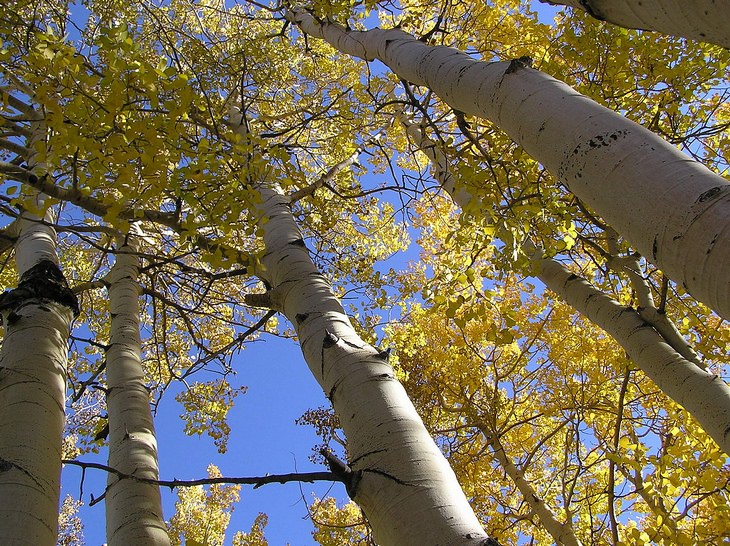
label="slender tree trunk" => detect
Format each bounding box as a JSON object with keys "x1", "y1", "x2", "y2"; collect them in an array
[
  {"x1": 399, "y1": 115, "x2": 730, "y2": 454},
  {"x1": 226, "y1": 105, "x2": 494, "y2": 544},
  {"x1": 105, "y1": 237, "x2": 169, "y2": 546},
  {"x1": 539, "y1": 0, "x2": 730, "y2": 48},
  {"x1": 289, "y1": 9, "x2": 730, "y2": 322},
  {"x1": 478, "y1": 425, "x2": 582, "y2": 546},
  {"x1": 535, "y1": 258, "x2": 730, "y2": 454},
  {"x1": 217, "y1": 146, "x2": 489, "y2": 543},
  {"x1": 244, "y1": 181, "x2": 496, "y2": 545},
  {"x1": 0, "y1": 196, "x2": 77, "y2": 545}
]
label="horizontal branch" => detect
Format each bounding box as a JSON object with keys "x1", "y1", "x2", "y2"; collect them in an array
[
  {"x1": 62, "y1": 458, "x2": 343, "y2": 495},
  {"x1": 0, "y1": 137, "x2": 31, "y2": 158},
  {"x1": 14, "y1": 172, "x2": 254, "y2": 270}
]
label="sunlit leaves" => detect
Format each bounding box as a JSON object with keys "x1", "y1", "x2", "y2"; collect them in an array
[
  {"x1": 383, "y1": 269, "x2": 730, "y2": 543},
  {"x1": 57, "y1": 495, "x2": 85, "y2": 546},
  {"x1": 2, "y1": 0, "x2": 729, "y2": 543},
  {"x1": 231, "y1": 513, "x2": 269, "y2": 546},
  {"x1": 168, "y1": 464, "x2": 241, "y2": 546},
  {"x1": 309, "y1": 498, "x2": 371, "y2": 545},
  {"x1": 176, "y1": 379, "x2": 246, "y2": 453}
]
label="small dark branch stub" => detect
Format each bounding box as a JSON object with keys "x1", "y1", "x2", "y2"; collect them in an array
[
  {"x1": 505, "y1": 56, "x2": 533, "y2": 74},
  {"x1": 322, "y1": 329, "x2": 340, "y2": 349}
]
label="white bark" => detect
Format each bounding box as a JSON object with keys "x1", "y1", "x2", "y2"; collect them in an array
[
  {"x1": 399, "y1": 114, "x2": 730, "y2": 455},
  {"x1": 246, "y1": 183, "x2": 493, "y2": 545},
  {"x1": 606, "y1": 253, "x2": 704, "y2": 369},
  {"x1": 0, "y1": 201, "x2": 75, "y2": 546},
  {"x1": 536, "y1": 257, "x2": 730, "y2": 454},
  {"x1": 0, "y1": 109, "x2": 76, "y2": 545},
  {"x1": 540, "y1": 0, "x2": 730, "y2": 48},
  {"x1": 105, "y1": 238, "x2": 169, "y2": 546},
  {"x1": 289, "y1": 10, "x2": 730, "y2": 322}
]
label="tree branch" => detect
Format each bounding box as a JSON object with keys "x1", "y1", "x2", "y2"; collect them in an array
[{"x1": 61, "y1": 458, "x2": 343, "y2": 505}]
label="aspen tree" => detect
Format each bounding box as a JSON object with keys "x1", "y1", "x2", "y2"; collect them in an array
[
  {"x1": 105, "y1": 234, "x2": 170, "y2": 546},
  {"x1": 227, "y1": 108, "x2": 495, "y2": 546},
  {"x1": 0, "y1": 116, "x2": 78, "y2": 545},
  {"x1": 288, "y1": 9, "x2": 730, "y2": 322}
]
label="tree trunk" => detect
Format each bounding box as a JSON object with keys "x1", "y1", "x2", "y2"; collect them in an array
[
  {"x1": 0, "y1": 196, "x2": 77, "y2": 546},
  {"x1": 244, "y1": 179, "x2": 496, "y2": 545},
  {"x1": 479, "y1": 426, "x2": 582, "y2": 546},
  {"x1": 539, "y1": 0, "x2": 730, "y2": 48},
  {"x1": 0, "y1": 110, "x2": 77, "y2": 545},
  {"x1": 289, "y1": 9, "x2": 730, "y2": 322},
  {"x1": 534, "y1": 258, "x2": 730, "y2": 454},
  {"x1": 105, "y1": 237, "x2": 170, "y2": 546}
]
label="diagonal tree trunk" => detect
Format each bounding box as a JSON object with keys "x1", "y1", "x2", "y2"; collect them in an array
[
  {"x1": 0, "y1": 117, "x2": 78, "y2": 545},
  {"x1": 532, "y1": 258, "x2": 730, "y2": 454},
  {"x1": 288, "y1": 9, "x2": 730, "y2": 322},
  {"x1": 230, "y1": 107, "x2": 497, "y2": 546},
  {"x1": 245, "y1": 180, "x2": 497, "y2": 545},
  {"x1": 539, "y1": 0, "x2": 730, "y2": 49},
  {"x1": 105, "y1": 235, "x2": 170, "y2": 546}
]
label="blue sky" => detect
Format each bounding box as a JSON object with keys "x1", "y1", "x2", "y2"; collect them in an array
[{"x1": 62, "y1": 334, "x2": 346, "y2": 545}]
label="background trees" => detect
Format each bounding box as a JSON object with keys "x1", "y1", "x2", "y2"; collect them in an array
[{"x1": 0, "y1": 0, "x2": 728, "y2": 544}]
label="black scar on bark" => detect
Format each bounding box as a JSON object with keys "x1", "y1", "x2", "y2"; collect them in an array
[{"x1": 0, "y1": 259, "x2": 80, "y2": 317}]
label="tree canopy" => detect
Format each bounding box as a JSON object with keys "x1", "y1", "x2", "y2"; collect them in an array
[{"x1": 0, "y1": 0, "x2": 728, "y2": 544}]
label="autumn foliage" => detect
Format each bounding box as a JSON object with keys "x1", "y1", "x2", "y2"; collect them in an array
[{"x1": 0, "y1": 0, "x2": 728, "y2": 544}]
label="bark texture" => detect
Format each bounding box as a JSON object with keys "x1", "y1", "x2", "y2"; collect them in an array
[
  {"x1": 105, "y1": 239, "x2": 169, "y2": 546},
  {"x1": 540, "y1": 0, "x2": 730, "y2": 48},
  {"x1": 290, "y1": 9, "x2": 730, "y2": 322},
  {"x1": 246, "y1": 183, "x2": 494, "y2": 545},
  {"x1": 0, "y1": 204, "x2": 77, "y2": 546}
]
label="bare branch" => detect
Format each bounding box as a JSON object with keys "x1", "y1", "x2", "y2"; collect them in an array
[
  {"x1": 0, "y1": 137, "x2": 31, "y2": 158},
  {"x1": 289, "y1": 148, "x2": 363, "y2": 203},
  {"x1": 61, "y1": 458, "x2": 343, "y2": 505}
]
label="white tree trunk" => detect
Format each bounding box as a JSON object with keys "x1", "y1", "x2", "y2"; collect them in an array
[
  {"x1": 289, "y1": 10, "x2": 730, "y2": 322},
  {"x1": 245, "y1": 182, "x2": 494, "y2": 545},
  {"x1": 105, "y1": 238, "x2": 169, "y2": 546},
  {"x1": 0, "y1": 197, "x2": 76, "y2": 546},
  {"x1": 539, "y1": 0, "x2": 730, "y2": 48},
  {"x1": 536, "y1": 257, "x2": 730, "y2": 455}
]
